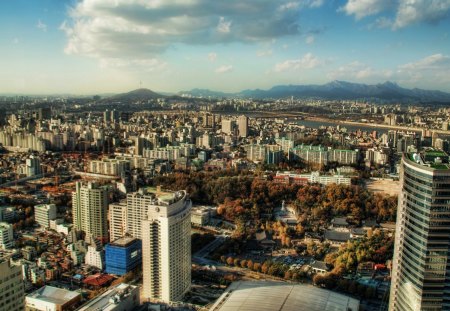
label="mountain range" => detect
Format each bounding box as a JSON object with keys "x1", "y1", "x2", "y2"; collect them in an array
[{"x1": 179, "y1": 81, "x2": 450, "y2": 102}]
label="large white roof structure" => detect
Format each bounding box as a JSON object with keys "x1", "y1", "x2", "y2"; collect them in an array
[{"x1": 210, "y1": 281, "x2": 359, "y2": 311}]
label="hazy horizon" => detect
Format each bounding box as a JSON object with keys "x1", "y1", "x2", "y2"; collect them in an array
[{"x1": 1, "y1": 0, "x2": 450, "y2": 94}]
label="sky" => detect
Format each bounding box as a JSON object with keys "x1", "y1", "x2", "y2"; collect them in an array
[{"x1": 1, "y1": 0, "x2": 450, "y2": 94}]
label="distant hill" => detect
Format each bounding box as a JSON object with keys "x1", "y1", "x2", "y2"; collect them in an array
[
  {"x1": 107, "y1": 88, "x2": 163, "y2": 102},
  {"x1": 180, "y1": 81, "x2": 450, "y2": 102}
]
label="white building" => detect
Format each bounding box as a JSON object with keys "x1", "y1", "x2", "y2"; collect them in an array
[
  {"x1": 72, "y1": 182, "x2": 109, "y2": 243},
  {"x1": 77, "y1": 283, "x2": 139, "y2": 311},
  {"x1": 0, "y1": 222, "x2": 14, "y2": 249},
  {"x1": 34, "y1": 204, "x2": 57, "y2": 229},
  {"x1": 191, "y1": 206, "x2": 217, "y2": 226},
  {"x1": 84, "y1": 246, "x2": 104, "y2": 270},
  {"x1": 142, "y1": 190, "x2": 192, "y2": 302},
  {"x1": 25, "y1": 286, "x2": 81, "y2": 311},
  {"x1": 0, "y1": 259, "x2": 24, "y2": 311}
]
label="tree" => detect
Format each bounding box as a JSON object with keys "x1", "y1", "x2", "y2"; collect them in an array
[
  {"x1": 284, "y1": 271, "x2": 292, "y2": 280},
  {"x1": 261, "y1": 261, "x2": 271, "y2": 274},
  {"x1": 233, "y1": 258, "x2": 240, "y2": 267},
  {"x1": 253, "y1": 262, "x2": 261, "y2": 272},
  {"x1": 240, "y1": 259, "x2": 247, "y2": 268},
  {"x1": 246, "y1": 260, "x2": 254, "y2": 270},
  {"x1": 226, "y1": 257, "x2": 234, "y2": 266}
]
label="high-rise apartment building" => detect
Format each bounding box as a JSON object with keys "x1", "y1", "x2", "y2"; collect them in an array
[
  {"x1": 221, "y1": 119, "x2": 234, "y2": 135},
  {"x1": 0, "y1": 259, "x2": 24, "y2": 311},
  {"x1": 238, "y1": 115, "x2": 248, "y2": 137},
  {"x1": 72, "y1": 182, "x2": 109, "y2": 243},
  {"x1": 390, "y1": 151, "x2": 450, "y2": 310},
  {"x1": 142, "y1": 189, "x2": 191, "y2": 302}
]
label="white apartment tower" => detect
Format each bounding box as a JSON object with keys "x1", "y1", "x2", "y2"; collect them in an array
[
  {"x1": 142, "y1": 189, "x2": 192, "y2": 303},
  {"x1": 72, "y1": 182, "x2": 109, "y2": 243}
]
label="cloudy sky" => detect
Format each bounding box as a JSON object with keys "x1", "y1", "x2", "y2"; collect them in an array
[{"x1": 1, "y1": 0, "x2": 450, "y2": 94}]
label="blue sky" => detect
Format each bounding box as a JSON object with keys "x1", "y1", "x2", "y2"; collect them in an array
[{"x1": 1, "y1": 0, "x2": 450, "y2": 94}]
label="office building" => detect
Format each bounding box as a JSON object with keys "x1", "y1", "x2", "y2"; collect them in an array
[
  {"x1": 72, "y1": 182, "x2": 109, "y2": 244},
  {"x1": 0, "y1": 222, "x2": 14, "y2": 249},
  {"x1": 105, "y1": 237, "x2": 142, "y2": 276},
  {"x1": 77, "y1": 283, "x2": 139, "y2": 311},
  {"x1": 142, "y1": 190, "x2": 192, "y2": 302},
  {"x1": 0, "y1": 259, "x2": 24, "y2": 311},
  {"x1": 238, "y1": 115, "x2": 248, "y2": 137},
  {"x1": 25, "y1": 286, "x2": 81, "y2": 311},
  {"x1": 389, "y1": 151, "x2": 450, "y2": 310},
  {"x1": 34, "y1": 204, "x2": 57, "y2": 229}
]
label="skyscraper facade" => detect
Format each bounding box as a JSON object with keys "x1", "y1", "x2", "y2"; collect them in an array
[
  {"x1": 390, "y1": 152, "x2": 450, "y2": 310},
  {"x1": 72, "y1": 182, "x2": 109, "y2": 243},
  {"x1": 142, "y1": 189, "x2": 192, "y2": 303},
  {"x1": 238, "y1": 115, "x2": 248, "y2": 137},
  {"x1": 0, "y1": 259, "x2": 24, "y2": 311}
]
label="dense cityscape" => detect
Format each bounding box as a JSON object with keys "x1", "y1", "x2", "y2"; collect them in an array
[
  {"x1": 0, "y1": 90, "x2": 448, "y2": 311},
  {"x1": 2, "y1": 0, "x2": 450, "y2": 311}
]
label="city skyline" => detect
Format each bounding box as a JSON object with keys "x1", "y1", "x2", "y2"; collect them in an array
[{"x1": 1, "y1": 0, "x2": 450, "y2": 95}]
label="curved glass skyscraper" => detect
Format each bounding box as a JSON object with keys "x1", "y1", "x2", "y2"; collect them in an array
[{"x1": 390, "y1": 152, "x2": 450, "y2": 311}]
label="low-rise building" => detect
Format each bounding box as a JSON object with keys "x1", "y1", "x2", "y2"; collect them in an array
[
  {"x1": 105, "y1": 237, "x2": 142, "y2": 276},
  {"x1": 34, "y1": 204, "x2": 57, "y2": 229},
  {"x1": 25, "y1": 286, "x2": 81, "y2": 311}
]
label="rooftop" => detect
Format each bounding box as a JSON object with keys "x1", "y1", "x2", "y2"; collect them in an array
[
  {"x1": 109, "y1": 236, "x2": 138, "y2": 247},
  {"x1": 407, "y1": 150, "x2": 450, "y2": 170},
  {"x1": 210, "y1": 281, "x2": 359, "y2": 311},
  {"x1": 26, "y1": 286, "x2": 80, "y2": 306},
  {"x1": 77, "y1": 283, "x2": 138, "y2": 311}
]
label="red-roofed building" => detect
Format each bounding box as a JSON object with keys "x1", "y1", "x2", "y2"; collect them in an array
[{"x1": 83, "y1": 274, "x2": 114, "y2": 289}]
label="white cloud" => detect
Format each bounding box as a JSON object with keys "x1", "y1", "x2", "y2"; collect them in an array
[
  {"x1": 341, "y1": 0, "x2": 450, "y2": 28},
  {"x1": 340, "y1": 0, "x2": 392, "y2": 20},
  {"x1": 278, "y1": 0, "x2": 323, "y2": 11},
  {"x1": 208, "y1": 52, "x2": 217, "y2": 62},
  {"x1": 217, "y1": 17, "x2": 232, "y2": 33},
  {"x1": 215, "y1": 65, "x2": 233, "y2": 74},
  {"x1": 274, "y1": 53, "x2": 322, "y2": 72},
  {"x1": 327, "y1": 61, "x2": 393, "y2": 80},
  {"x1": 62, "y1": 0, "x2": 315, "y2": 67},
  {"x1": 398, "y1": 53, "x2": 450, "y2": 71},
  {"x1": 305, "y1": 35, "x2": 315, "y2": 44},
  {"x1": 99, "y1": 58, "x2": 167, "y2": 72},
  {"x1": 37, "y1": 19, "x2": 47, "y2": 32},
  {"x1": 257, "y1": 49, "x2": 273, "y2": 57},
  {"x1": 394, "y1": 0, "x2": 450, "y2": 29}
]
